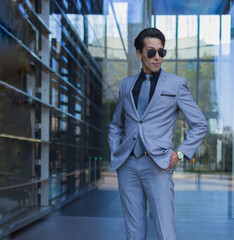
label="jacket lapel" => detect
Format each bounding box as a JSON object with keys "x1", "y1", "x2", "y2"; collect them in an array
[{"x1": 128, "y1": 73, "x2": 140, "y2": 118}]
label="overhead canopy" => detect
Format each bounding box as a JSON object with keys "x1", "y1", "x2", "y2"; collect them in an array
[{"x1": 152, "y1": 0, "x2": 231, "y2": 15}]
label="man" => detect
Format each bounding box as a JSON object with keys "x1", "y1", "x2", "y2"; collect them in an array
[{"x1": 108, "y1": 28, "x2": 207, "y2": 240}]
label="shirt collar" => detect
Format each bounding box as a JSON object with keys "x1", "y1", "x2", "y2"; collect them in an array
[{"x1": 140, "y1": 68, "x2": 161, "y2": 79}]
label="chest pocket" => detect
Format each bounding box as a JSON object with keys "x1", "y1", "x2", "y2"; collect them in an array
[
  {"x1": 155, "y1": 91, "x2": 177, "y2": 111},
  {"x1": 160, "y1": 92, "x2": 176, "y2": 97}
]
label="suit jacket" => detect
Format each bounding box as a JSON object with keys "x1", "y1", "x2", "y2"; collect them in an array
[{"x1": 109, "y1": 69, "x2": 208, "y2": 171}]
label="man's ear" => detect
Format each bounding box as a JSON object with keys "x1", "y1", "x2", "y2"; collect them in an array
[{"x1": 136, "y1": 50, "x2": 142, "y2": 60}]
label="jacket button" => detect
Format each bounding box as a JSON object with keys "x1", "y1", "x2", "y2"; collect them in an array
[
  {"x1": 133, "y1": 137, "x2": 136, "y2": 141},
  {"x1": 139, "y1": 120, "x2": 143, "y2": 124}
]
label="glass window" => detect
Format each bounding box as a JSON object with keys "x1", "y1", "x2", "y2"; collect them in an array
[
  {"x1": 49, "y1": 14, "x2": 62, "y2": 43},
  {"x1": 199, "y1": 62, "x2": 215, "y2": 112},
  {"x1": 87, "y1": 15, "x2": 105, "y2": 58},
  {"x1": 0, "y1": 86, "x2": 38, "y2": 138},
  {"x1": 200, "y1": 15, "x2": 220, "y2": 59},
  {"x1": 162, "y1": 62, "x2": 176, "y2": 74},
  {"x1": 66, "y1": 14, "x2": 84, "y2": 42},
  {"x1": 102, "y1": 61, "x2": 128, "y2": 99},
  {"x1": 178, "y1": 61, "x2": 197, "y2": 100},
  {"x1": 156, "y1": 15, "x2": 176, "y2": 59},
  {"x1": 178, "y1": 15, "x2": 198, "y2": 59},
  {"x1": 221, "y1": 15, "x2": 231, "y2": 55},
  {"x1": 107, "y1": 2, "x2": 127, "y2": 59},
  {"x1": 112, "y1": 2, "x2": 128, "y2": 43},
  {"x1": 51, "y1": 83, "x2": 59, "y2": 107}
]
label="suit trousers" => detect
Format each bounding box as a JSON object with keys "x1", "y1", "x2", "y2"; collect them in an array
[{"x1": 117, "y1": 155, "x2": 176, "y2": 240}]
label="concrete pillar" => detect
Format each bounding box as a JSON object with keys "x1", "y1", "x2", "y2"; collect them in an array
[{"x1": 39, "y1": 0, "x2": 50, "y2": 206}]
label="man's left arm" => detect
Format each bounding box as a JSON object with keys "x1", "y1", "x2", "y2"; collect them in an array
[{"x1": 167, "y1": 78, "x2": 208, "y2": 171}]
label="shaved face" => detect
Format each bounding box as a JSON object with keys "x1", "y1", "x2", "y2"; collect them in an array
[{"x1": 136, "y1": 37, "x2": 164, "y2": 73}]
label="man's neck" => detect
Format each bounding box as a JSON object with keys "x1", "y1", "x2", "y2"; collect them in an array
[{"x1": 141, "y1": 68, "x2": 161, "y2": 76}]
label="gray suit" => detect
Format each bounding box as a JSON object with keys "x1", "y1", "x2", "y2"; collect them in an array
[{"x1": 109, "y1": 69, "x2": 207, "y2": 239}]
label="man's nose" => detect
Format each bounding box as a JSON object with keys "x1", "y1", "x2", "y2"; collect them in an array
[{"x1": 154, "y1": 51, "x2": 160, "y2": 59}]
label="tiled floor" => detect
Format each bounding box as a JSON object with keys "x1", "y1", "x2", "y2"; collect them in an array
[{"x1": 11, "y1": 173, "x2": 234, "y2": 240}]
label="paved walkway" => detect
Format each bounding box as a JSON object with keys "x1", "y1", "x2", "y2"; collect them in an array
[{"x1": 11, "y1": 172, "x2": 234, "y2": 240}]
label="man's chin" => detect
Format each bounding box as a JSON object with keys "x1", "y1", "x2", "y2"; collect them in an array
[{"x1": 152, "y1": 68, "x2": 160, "y2": 73}]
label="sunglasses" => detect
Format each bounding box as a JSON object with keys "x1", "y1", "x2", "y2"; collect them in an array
[{"x1": 147, "y1": 48, "x2": 167, "y2": 58}]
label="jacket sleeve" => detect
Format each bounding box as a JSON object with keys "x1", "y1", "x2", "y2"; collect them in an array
[
  {"x1": 108, "y1": 80, "x2": 125, "y2": 154},
  {"x1": 176, "y1": 78, "x2": 208, "y2": 160}
]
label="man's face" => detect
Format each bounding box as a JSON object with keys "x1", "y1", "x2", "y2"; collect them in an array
[{"x1": 136, "y1": 37, "x2": 164, "y2": 74}]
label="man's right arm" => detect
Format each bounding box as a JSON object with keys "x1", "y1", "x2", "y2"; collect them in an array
[{"x1": 108, "y1": 81, "x2": 125, "y2": 154}]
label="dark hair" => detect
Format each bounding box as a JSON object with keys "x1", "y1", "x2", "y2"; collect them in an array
[{"x1": 134, "y1": 28, "x2": 166, "y2": 52}]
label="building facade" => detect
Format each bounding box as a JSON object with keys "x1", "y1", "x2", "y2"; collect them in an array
[
  {"x1": 0, "y1": 0, "x2": 103, "y2": 238},
  {"x1": 0, "y1": 0, "x2": 234, "y2": 239}
]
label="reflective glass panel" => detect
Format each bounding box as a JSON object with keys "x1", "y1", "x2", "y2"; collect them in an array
[
  {"x1": 87, "y1": 15, "x2": 105, "y2": 57},
  {"x1": 178, "y1": 15, "x2": 198, "y2": 59},
  {"x1": 200, "y1": 15, "x2": 220, "y2": 59},
  {"x1": 156, "y1": 15, "x2": 176, "y2": 59},
  {"x1": 221, "y1": 15, "x2": 231, "y2": 55},
  {"x1": 178, "y1": 61, "x2": 197, "y2": 100},
  {"x1": 107, "y1": 2, "x2": 127, "y2": 59}
]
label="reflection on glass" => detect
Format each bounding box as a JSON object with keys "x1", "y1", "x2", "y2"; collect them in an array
[
  {"x1": 112, "y1": 2, "x2": 128, "y2": 42},
  {"x1": 155, "y1": 15, "x2": 176, "y2": 59},
  {"x1": 50, "y1": 14, "x2": 62, "y2": 43},
  {"x1": 60, "y1": 120, "x2": 67, "y2": 131},
  {"x1": 87, "y1": 15, "x2": 105, "y2": 57},
  {"x1": 67, "y1": 14, "x2": 84, "y2": 42},
  {"x1": 178, "y1": 62, "x2": 197, "y2": 100},
  {"x1": 199, "y1": 62, "x2": 215, "y2": 112},
  {"x1": 0, "y1": 0, "x2": 233, "y2": 237},
  {"x1": 0, "y1": 86, "x2": 38, "y2": 139},
  {"x1": 162, "y1": 62, "x2": 175, "y2": 74},
  {"x1": 0, "y1": 184, "x2": 38, "y2": 227},
  {"x1": 178, "y1": 15, "x2": 197, "y2": 59},
  {"x1": 102, "y1": 61, "x2": 128, "y2": 99},
  {"x1": 0, "y1": 139, "x2": 35, "y2": 188},
  {"x1": 51, "y1": 85, "x2": 59, "y2": 107},
  {"x1": 221, "y1": 15, "x2": 231, "y2": 55},
  {"x1": 107, "y1": 2, "x2": 128, "y2": 59},
  {"x1": 125, "y1": 12, "x2": 234, "y2": 222},
  {"x1": 200, "y1": 15, "x2": 220, "y2": 59}
]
